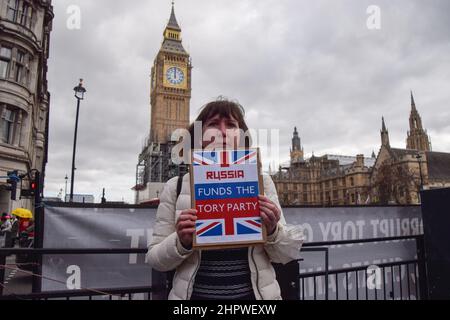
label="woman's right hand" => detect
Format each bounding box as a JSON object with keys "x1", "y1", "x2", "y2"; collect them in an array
[{"x1": 176, "y1": 209, "x2": 197, "y2": 250}]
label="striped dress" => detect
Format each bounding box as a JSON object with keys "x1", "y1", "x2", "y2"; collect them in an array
[{"x1": 190, "y1": 247, "x2": 256, "y2": 300}]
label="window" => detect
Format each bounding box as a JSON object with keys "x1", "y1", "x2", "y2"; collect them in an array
[
  {"x1": 0, "y1": 47, "x2": 12, "y2": 78},
  {"x1": 350, "y1": 177, "x2": 354, "y2": 186},
  {"x1": 20, "y1": 2, "x2": 33, "y2": 28},
  {"x1": 15, "y1": 50, "x2": 25, "y2": 83},
  {"x1": 0, "y1": 46, "x2": 30, "y2": 84},
  {"x1": 1, "y1": 107, "x2": 18, "y2": 144},
  {"x1": 6, "y1": 0, "x2": 33, "y2": 28},
  {"x1": 7, "y1": 0, "x2": 19, "y2": 22}
]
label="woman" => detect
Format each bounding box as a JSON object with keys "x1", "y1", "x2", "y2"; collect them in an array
[
  {"x1": 147, "y1": 99, "x2": 304, "y2": 300},
  {"x1": 0, "y1": 215, "x2": 12, "y2": 232}
]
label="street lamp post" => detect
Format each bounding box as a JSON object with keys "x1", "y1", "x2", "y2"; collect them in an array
[
  {"x1": 70, "y1": 79, "x2": 86, "y2": 202},
  {"x1": 64, "y1": 174, "x2": 68, "y2": 202}
]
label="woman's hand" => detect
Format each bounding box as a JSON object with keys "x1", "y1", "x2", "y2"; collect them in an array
[
  {"x1": 258, "y1": 195, "x2": 281, "y2": 236},
  {"x1": 176, "y1": 209, "x2": 197, "y2": 250}
]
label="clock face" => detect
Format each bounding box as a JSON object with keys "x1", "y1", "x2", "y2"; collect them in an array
[{"x1": 166, "y1": 67, "x2": 185, "y2": 85}]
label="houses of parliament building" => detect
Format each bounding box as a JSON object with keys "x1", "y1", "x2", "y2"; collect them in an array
[{"x1": 272, "y1": 93, "x2": 450, "y2": 206}]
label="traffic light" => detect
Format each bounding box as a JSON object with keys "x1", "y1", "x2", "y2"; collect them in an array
[
  {"x1": 5, "y1": 170, "x2": 19, "y2": 201},
  {"x1": 21, "y1": 175, "x2": 39, "y2": 198}
]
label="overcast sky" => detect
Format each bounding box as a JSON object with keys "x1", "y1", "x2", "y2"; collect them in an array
[{"x1": 44, "y1": 0, "x2": 450, "y2": 203}]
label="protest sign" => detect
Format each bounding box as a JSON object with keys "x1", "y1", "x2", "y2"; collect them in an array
[{"x1": 190, "y1": 148, "x2": 266, "y2": 249}]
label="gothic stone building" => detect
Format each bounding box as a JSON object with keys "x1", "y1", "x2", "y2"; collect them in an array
[
  {"x1": 134, "y1": 4, "x2": 191, "y2": 203},
  {"x1": 273, "y1": 93, "x2": 450, "y2": 206},
  {"x1": 370, "y1": 93, "x2": 450, "y2": 204},
  {"x1": 0, "y1": 0, "x2": 53, "y2": 214}
]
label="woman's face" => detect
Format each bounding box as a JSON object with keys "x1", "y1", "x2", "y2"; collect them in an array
[{"x1": 202, "y1": 113, "x2": 240, "y2": 150}]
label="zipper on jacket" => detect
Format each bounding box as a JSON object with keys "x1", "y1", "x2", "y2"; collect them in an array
[
  {"x1": 251, "y1": 246, "x2": 263, "y2": 300},
  {"x1": 186, "y1": 250, "x2": 201, "y2": 300}
]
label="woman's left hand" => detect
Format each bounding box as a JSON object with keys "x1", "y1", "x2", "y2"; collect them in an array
[{"x1": 258, "y1": 195, "x2": 281, "y2": 236}]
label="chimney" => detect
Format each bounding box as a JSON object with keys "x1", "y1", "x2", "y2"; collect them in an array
[{"x1": 356, "y1": 154, "x2": 364, "y2": 167}]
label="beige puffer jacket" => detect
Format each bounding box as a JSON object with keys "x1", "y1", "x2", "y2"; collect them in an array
[{"x1": 146, "y1": 172, "x2": 305, "y2": 300}]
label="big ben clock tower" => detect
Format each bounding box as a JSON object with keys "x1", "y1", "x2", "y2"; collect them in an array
[
  {"x1": 134, "y1": 3, "x2": 191, "y2": 201},
  {"x1": 150, "y1": 3, "x2": 192, "y2": 143}
]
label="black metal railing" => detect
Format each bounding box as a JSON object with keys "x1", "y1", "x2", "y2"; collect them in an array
[
  {"x1": 0, "y1": 286, "x2": 153, "y2": 301},
  {"x1": 298, "y1": 235, "x2": 427, "y2": 300},
  {"x1": 0, "y1": 247, "x2": 151, "y2": 300},
  {"x1": 299, "y1": 260, "x2": 421, "y2": 300},
  {"x1": 0, "y1": 235, "x2": 427, "y2": 300}
]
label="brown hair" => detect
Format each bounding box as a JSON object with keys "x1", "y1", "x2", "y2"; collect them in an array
[{"x1": 188, "y1": 98, "x2": 252, "y2": 149}]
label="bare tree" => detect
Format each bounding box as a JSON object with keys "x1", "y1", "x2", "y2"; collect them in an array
[{"x1": 371, "y1": 162, "x2": 419, "y2": 205}]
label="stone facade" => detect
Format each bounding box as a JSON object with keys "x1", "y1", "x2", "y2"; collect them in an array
[
  {"x1": 0, "y1": 0, "x2": 53, "y2": 214},
  {"x1": 273, "y1": 148, "x2": 375, "y2": 206}
]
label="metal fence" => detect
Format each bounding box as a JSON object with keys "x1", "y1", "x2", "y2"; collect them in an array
[
  {"x1": 298, "y1": 235, "x2": 427, "y2": 300},
  {"x1": 1, "y1": 193, "x2": 428, "y2": 303},
  {"x1": 1, "y1": 234, "x2": 427, "y2": 300},
  {"x1": 0, "y1": 247, "x2": 152, "y2": 300}
]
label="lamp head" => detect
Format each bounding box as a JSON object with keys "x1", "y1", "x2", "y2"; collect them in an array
[{"x1": 74, "y1": 79, "x2": 87, "y2": 100}]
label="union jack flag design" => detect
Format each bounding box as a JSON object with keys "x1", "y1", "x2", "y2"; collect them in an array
[
  {"x1": 234, "y1": 217, "x2": 262, "y2": 235},
  {"x1": 193, "y1": 150, "x2": 257, "y2": 167},
  {"x1": 196, "y1": 217, "x2": 262, "y2": 238},
  {"x1": 195, "y1": 219, "x2": 224, "y2": 237}
]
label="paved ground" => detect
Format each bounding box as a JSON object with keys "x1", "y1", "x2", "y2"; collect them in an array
[{"x1": 1, "y1": 253, "x2": 33, "y2": 298}]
